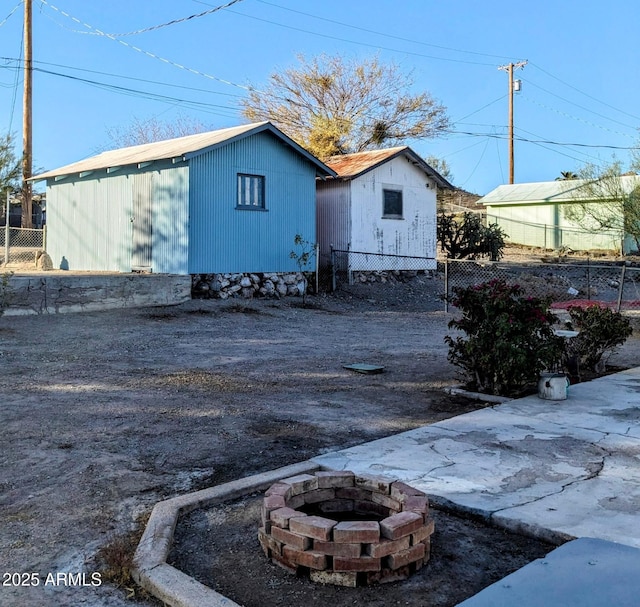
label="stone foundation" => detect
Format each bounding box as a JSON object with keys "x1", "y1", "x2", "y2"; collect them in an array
[
  {"x1": 258, "y1": 471, "x2": 434, "y2": 586},
  {"x1": 351, "y1": 269, "x2": 432, "y2": 284},
  {"x1": 192, "y1": 272, "x2": 310, "y2": 299}
]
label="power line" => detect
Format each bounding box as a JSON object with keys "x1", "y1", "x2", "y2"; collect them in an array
[
  {"x1": 0, "y1": 2, "x2": 20, "y2": 29},
  {"x1": 37, "y1": 0, "x2": 256, "y2": 92},
  {"x1": 521, "y1": 94, "x2": 636, "y2": 140},
  {"x1": 0, "y1": 56, "x2": 245, "y2": 98},
  {"x1": 521, "y1": 77, "x2": 638, "y2": 131},
  {"x1": 37, "y1": 0, "x2": 244, "y2": 37},
  {"x1": 254, "y1": 0, "x2": 516, "y2": 61},
  {"x1": 224, "y1": 8, "x2": 498, "y2": 66},
  {"x1": 31, "y1": 67, "x2": 240, "y2": 118},
  {"x1": 446, "y1": 130, "x2": 640, "y2": 150},
  {"x1": 529, "y1": 61, "x2": 640, "y2": 123}
]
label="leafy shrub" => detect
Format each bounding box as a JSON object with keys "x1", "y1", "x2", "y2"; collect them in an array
[
  {"x1": 0, "y1": 272, "x2": 12, "y2": 316},
  {"x1": 437, "y1": 212, "x2": 506, "y2": 261},
  {"x1": 445, "y1": 279, "x2": 564, "y2": 396},
  {"x1": 564, "y1": 304, "x2": 632, "y2": 373}
]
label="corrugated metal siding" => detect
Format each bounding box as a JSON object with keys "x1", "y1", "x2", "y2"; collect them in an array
[
  {"x1": 349, "y1": 156, "x2": 436, "y2": 270},
  {"x1": 316, "y1": 180, "x2": 351, "y2": 267},
  {"x1": 151, "y1": 165, "x2": 189, "y2": 274},
  {"x1": 46, "y1": 162, "x2": 189, "y2": 273},
  {"x1": 46, "y1": 174, "x2": 132, "y2": 271},
  {"x1": 188, "y1": 131, "x2": 316, "y2": 274}
]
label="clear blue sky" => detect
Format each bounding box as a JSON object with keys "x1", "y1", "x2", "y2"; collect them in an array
[{"x1": 0, "y1": 0, "x2": 638, "y2": 194}]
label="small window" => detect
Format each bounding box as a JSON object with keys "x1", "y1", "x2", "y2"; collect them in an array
[
  {"x1": 237, "y1": 174, "x2": 265, "y2": 209},
  {"x1": 383, "y1": 189, "x2": 403, "y2": 218}
]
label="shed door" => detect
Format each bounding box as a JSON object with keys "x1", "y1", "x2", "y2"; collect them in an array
[{"x1": 132, "y1": 173, "x2": 153, "y2": 271}]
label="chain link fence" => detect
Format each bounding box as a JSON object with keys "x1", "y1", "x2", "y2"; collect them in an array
[
  {"x1": 443, "y1": 258, "x2": 640, "y2": 312},
  {"x1": 328, "y1": 248, "x2": 436, "y2": 290},
  {"x1": 0, "y1": 226, "x2": 46, "y2": 265}
]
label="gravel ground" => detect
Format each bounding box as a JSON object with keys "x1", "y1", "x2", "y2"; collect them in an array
[{"x1": 1, "y1": 273, "x2": 639, "y2": 607}]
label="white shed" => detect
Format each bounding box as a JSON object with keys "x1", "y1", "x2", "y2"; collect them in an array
[{"x1": 316, "y1": 147, "x2": 452, "y2": 271}]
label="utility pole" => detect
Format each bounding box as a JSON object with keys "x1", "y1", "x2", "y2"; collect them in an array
[
  {"x1": 498, "y1": 60, "x2": 527, "y2": 184},
  {"x1": 22, "y1": 0, "x2": 33, "y2": 228}
]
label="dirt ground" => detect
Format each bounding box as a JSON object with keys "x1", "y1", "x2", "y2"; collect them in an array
[{"x1": 2, "y1": 274, "x2": 640, "y2": 607}]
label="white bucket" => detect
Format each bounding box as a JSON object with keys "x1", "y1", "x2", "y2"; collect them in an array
[{"x1": 538, "y1": 373, "x2": 569, "y2": 401}]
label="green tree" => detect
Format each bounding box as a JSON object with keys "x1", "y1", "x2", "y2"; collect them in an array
[
  {"x1": 437, "y1": 212, "x2": 506, "y2": 261},
  {"x1": 0, "y1": 133, "x2": 20, "y2": 197},
  {"x1": 425, "y1": 156, "x2": 453, "y2": 182},
  {"x1": 555, "y1": 171, "x2": 578, "y2": 181},
  {"x1": 563, "y1": 161, "x2": 640, "y2": 251},
  {"x1": 241, "y1": 54, "x2": 450, "y2": 159}
]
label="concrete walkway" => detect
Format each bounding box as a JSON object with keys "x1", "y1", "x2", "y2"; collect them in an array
[{"x1": 313, "y1": 367, "x2": 640, "y2": 548}]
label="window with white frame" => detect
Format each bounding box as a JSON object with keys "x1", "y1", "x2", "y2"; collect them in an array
[
  {"x1": 383, "y1": 188, "x2": 403, "y2": 218},
  {"x1": 237, "y1": 174, "x2": 265, "y2": 209}
]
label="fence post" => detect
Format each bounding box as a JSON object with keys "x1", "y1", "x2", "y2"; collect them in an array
[
  {"x1": 444, "y1": 257, "x2": 449, "y2": 313},
  {"x1": 616, "y1": 264, "x2": 627, "y2": 313},
  {"x1": 330, "y1": 245, "x2": 336, "y2": 292},
  {"x1": 4, "y1": 191, "x2": 8, "y2": 266},
  {"x1": 314, "y1": 243, "x2": 319, "y2": 294},
  {"x1": 586, "y1": 257, "x2": 591, "y2": 301}
]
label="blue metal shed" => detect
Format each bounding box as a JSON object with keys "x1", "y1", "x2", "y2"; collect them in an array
[{"x1": 33, "y1": 122, "x2": 335, "y2": 274}]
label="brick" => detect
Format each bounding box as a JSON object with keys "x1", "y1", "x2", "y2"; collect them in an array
[
  {"x1": 380, "y1": 511, "x2": 423, "y2": 540},
  {"x1": 365, "y1": 536, "x2": 410, "y2": 558},
  {"x1": 261, "y1": 495, "x2": 286, "y2": 524},
  {"x1": 334, "y1": 555, "x2": 381, "y2": 572},
  {"x1": 280, "y1": 473, "x2": 318, "y2": 496},
  {"x1": 317, "y1": 499, "x2": 354, "y2": 514},
  {"x1": 270, "y1": 507, "x2": 306, "y2": 529},
  {"x1": 258, "y1": 527, "x2": 282, "y2": 557},
  {"x1": 386, "y1": 543, "x2": 425, "y2": 570},
  {"x1": 303, "y1": 488, "x2": 336, "y2": 504},
  {"x1": 271, "y1": 551, "x2": 297, "y2": 574},
  {"x1": 390, "y1": 481, "x2": 426, "y2": 502},
  {"x1": 315, "y1": 470, "x2": 355, "y2": 489},
  {"x1": 313, "y1": 540, "x2": 361, "y2": 557},
  {"x1": 410, "y1": 517, "x2": 435, "y2": 545},
  {"x1": 265, "y1": 482, "x2": 292, "y2": 499},
  {"x1": 289, "y1": 515, "x2": 336, "y2": 541},
  {"x1": 355, "y1": 474, "x2": 395, "y2": 494},
  {"x1": 334, "y1": 520, "x2": 380, "y2": 543},
  {"x1": 354, "y1": 499, "x2": 391, "y2": 518},
  {"x1": 371, "y1": 491, "x2": 403, "y2": 511},
  {"x1": 286, "y1": 494, "x2": 305, "y2": 509},
  {"x1": 366, "y1": 565, "x2": 411, "y2": 585},
  {"x1": 283, "y1": 545, "x2": 327, "y2": 570},
  {"x1": 271, "y1": 525, "x2": 312, "y2": 551},
  {"x1": 422, "y1": 537, "x2": 432, "y2": 560},
  {"x1": 403, "y1": 495, "x2": 429, "y2": 518},
  {"x1": 335, "y1": 487, "x2": 372, "y2": 501},
  {"x1": 310, "y1": 570, "x2": 357, "y2": 587}
]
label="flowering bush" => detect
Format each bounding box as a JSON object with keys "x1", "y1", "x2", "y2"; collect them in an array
[
  {"x1": 445, "y1": 279, "x2": 564, "y2": 396},
  {"x1": 564, "y1": 304, "x2": 632, "y2": 373}
]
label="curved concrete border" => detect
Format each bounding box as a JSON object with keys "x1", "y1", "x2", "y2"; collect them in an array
[{"x1": 132, "y1": 460, "x2": 320, "y2": 607}]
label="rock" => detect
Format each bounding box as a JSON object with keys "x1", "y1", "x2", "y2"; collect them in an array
[
  {"x1": 241, "y1": 287, "x2": 254, "y2": 298},
  {"x1": 296, "y1": 280, "x2": 306, "y2": 295},
  {"x1": 240, "y1": 276, "x2": 252, "y2": 288},
  {"x1": 276, "y1": 282, "x2": 288, "y2": 296},
  {"x1": 211, "y1": 279, "x2": 222, "y2": 292},
  {"x1": 35, "y1": 251, "x2": 53, "y2": 271},
  {"x1": 229, "y1": 284, "x2": 242, "y2": 294},
  {"x1": 284, "y1": 274, "x2": 297, "y2": 285},
  {"x1": 264, "y1": 280, "x2": 275, "y2": 294}
]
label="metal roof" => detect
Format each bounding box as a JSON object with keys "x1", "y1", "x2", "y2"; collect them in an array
[
  {"x1": 478, "y1": 176, "x2": 640, "y2": 205},
  {"x1": 33, "y1": 122, "x2": 336, "y2": 181},
  {"x1": 324, "y1": 146, "x2": 453, "y2": 189}
]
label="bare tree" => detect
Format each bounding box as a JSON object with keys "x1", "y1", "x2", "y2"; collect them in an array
[
  {"x1": 104, "y1": 115, "x2": 212, "y2": 149},
  {"x1": 242, "y1": 54, "x2": 450, "y2": 159},
  {"x1": 564, "y1": 161, "x2": 640, "y2": 250}
]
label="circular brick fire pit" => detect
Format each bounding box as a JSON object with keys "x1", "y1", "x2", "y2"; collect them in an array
[{"x1": 258, "y1": 470, "x2": 434, "y2": 587}]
